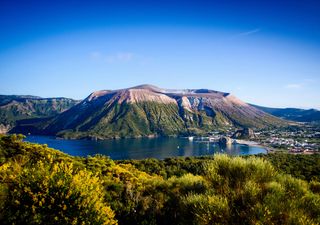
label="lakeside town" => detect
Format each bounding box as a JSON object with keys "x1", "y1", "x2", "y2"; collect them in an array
[
  {"x1": 257, "y1": 124, "x2": 320, "y2": 154},
  {"x1": 195, "y1": 124, "x2": 320, "y2": 154}
]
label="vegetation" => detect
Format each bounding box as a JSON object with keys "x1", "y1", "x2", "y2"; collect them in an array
[
  {"x1": 258, "y1": 153, "x2": 320, "y2": 181},
  {"x1": 1, "y1": 135, "x2": 319, "y2": 224},
  {"x1": 119, "y1": 153, "x2": 320, "y2": 182},
  {"x1": 0, "y1": 95, "x2": 78, "y2": 131},
  {"x1": 46, "y1": 102, "x2": 230, "y2": 139}
]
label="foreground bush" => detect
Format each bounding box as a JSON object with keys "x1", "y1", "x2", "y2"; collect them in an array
[
  {"x1": 181, "y1": 155, "x2": 320, "y2": 225},
  {"x1": 0, "y1": 158, "x2": 117, "y2": 225}
]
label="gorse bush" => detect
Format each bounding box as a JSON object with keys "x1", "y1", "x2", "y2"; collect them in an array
[
  {"x1": 1, "y1": 158, "x2": 117, "y2": 225},
  {"x1": 204, "y1": 155, "x2": 276, "y2": 186},
  {"x1": 196, "y1": 155, "x2": 320, "y2": 224},
  {"x1": 182, "y1": 194, "x2": 229, "y2": 225},
  {"x1": 0, "y1": 135, "x2": 319, "y2": 225}
]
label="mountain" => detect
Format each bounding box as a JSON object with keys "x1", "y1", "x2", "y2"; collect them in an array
[
  {"x1": 34, "y1": 84, "x2": 286, "y2": 139},
  {"x1": 0, "y1": 95, "x2": 79, "y2": 133},
  {"x1": 251, "y1": 104, "x2": 320, "y2": 122}
]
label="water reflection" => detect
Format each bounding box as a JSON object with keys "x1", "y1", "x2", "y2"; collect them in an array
[{"x1": 24, "y1": 136, "x2": 266, "y2": 160}]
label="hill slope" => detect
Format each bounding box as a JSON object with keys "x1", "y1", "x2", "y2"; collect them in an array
[
  {"x1": 251, "y1": 104, "x2": 320, "y2": 122},
  {"x1": 0, "y1": 95, "x2": 79, "y2": 133},
  {"x1": 40, "y1": 85, "x2": 285, "y2": 139}
]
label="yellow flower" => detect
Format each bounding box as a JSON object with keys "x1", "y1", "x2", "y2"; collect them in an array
[{"x1": 57, "y1": 179, "x2": 63, "y2": 186}]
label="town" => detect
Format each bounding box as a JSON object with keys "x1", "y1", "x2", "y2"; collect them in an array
[
  {"x1": 195, "y1": 124, "x2": 320, "y2": 154},
  {"x1": 257, "y1": 124, "x2": 320, "y2": 154}
]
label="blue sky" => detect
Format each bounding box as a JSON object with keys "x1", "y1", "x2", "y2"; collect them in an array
[{"x1": 0, "y1": 0, "x2": 319, "y2": 109}]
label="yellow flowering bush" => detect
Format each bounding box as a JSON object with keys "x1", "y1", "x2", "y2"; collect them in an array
[{"x1": 1, "y1": 160, "x2": 117, "y2": 225}]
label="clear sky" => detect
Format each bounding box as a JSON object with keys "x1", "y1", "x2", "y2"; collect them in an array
[{"x1": 0, "y1": 0, "x2": 319, "y2": 109}]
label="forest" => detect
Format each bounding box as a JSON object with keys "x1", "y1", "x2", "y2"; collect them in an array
[{"x1": 0, "y1": 134, "x2": 319, "y2": 225}]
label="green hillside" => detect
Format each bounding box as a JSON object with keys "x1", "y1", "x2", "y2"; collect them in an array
[
  {"x1": 0, "y1": 95, "x2": 79, "y2": 133},
  {"x1": 48, "y1": 102, "x2": 234, "y2": 139}
]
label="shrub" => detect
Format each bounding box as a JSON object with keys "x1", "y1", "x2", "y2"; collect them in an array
[
  {"x1": 1, "y1": 160, "x2": 117, "y2": 225},
  {"x1": 181, "y1": 194, "x2": 229, "y2": 225}
]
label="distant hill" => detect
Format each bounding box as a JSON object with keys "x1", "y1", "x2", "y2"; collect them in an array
[
  {"x1": 251, "y1": 104, "x2": 320, "y2": 122},
  {"x1": 0, "y1": 95, "x2": 79, "y2": 133},
  {"x1": 37, "y1": 84, "x2": 286, "y2": 139}
]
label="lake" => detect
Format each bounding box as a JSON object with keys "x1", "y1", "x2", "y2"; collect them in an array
[{"x1": 24, "y1": 135, "x2": 266, "y2": 160}]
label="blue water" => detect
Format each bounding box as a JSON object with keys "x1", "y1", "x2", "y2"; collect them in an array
[{"x1": 24, "y1": 135, "x2": 266, "y2": 160}]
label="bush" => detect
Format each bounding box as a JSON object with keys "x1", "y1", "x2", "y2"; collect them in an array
[
  {"x1": 181, "y1": 194, "x2": 229, "y2": 225},
  {"x1": 0, "y1": 159, "x2": 117, "y2": 225}
]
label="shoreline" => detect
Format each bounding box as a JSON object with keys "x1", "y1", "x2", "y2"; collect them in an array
[{"x1": 233, "y1": 139, "x2": 272, "y2": 154}]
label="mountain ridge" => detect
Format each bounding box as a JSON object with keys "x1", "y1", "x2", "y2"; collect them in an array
[
  {"x1": 4, "y1": 85, "x2": 304, "y2": 138},
  {"x1": 35, "y1": 84, "x2": 286, "y2": 139},
  {"x1": 251, "y1": 104, "x2": 320, "y2": 122},
  {"x1": 0, "y1": 95, "x2": 80, "y2": 133}
]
